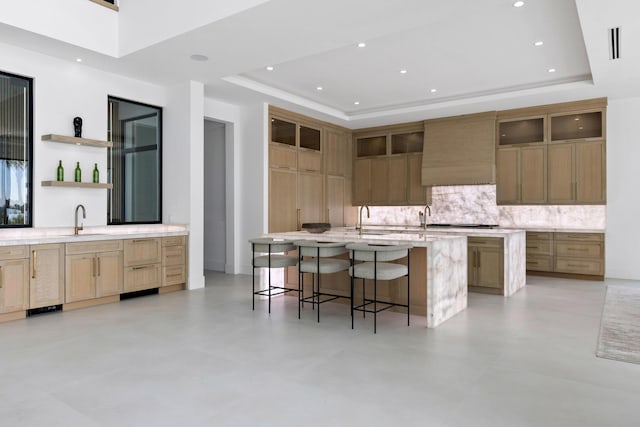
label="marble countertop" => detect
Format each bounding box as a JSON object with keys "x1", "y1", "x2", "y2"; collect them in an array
[
  {"x1": 333, "y1": 226, "x2": 525, "y2": 239},
  {"x1": 0, "y1": 224, "x2": 188, "y2": 246},
  {"x1": 266, "y1": 230, "x2": 466, "y2": 248},
  {"x1": 499, "y1": 226, "x2": 605, "y2": 233},
  {"x1": 356, "y1": 224, "x2": 605, "y2": 234}
]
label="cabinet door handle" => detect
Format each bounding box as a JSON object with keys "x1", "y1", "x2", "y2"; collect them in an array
[
  {"x1": 478, "y1": 252, "x2": 481, "y2": 268},
  {"x1": 133, "y1": 239, "x2": 152, "y2": 244},
  {"x1": 297, "y1": 208, "x2": 301, "y2": 231},
  {"x1": 0, "y1": 265, "x2": 3, "y2": 289},
  {"x1": 97, "y1": 257, "x2": 101, "y2": 277},
  {"x1": 133, "y1": 265, "x2": 152, "y2": 271},
  {"x1": 32, "y1": 250, "x2": 37, "y2": 279}
]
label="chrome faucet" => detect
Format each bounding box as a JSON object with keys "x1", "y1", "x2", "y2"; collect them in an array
[
  {"x1": 357, "y1": 205, "x2": 370, "y2": 235},
  {"x1": 74, "y1": 204, "x2": 86, "y2": 235}
]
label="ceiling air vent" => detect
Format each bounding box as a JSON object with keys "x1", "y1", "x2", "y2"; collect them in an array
[{"x1": 609, "y1": 27, "x2": 621, "y2": 60}]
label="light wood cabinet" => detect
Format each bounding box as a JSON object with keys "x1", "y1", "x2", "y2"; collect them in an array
[
  {"x1": 65, "y1": 240, "x2": 123, "y2": 303},
  {"x1": 548, "y1": 140, "x2": 605, "y2": 204},
  {"x1": 298, "y1": 171, "x2": 324, "y2": 225},
  {"x1": 497, "y1": 99, "x2": 606, "y2": 205},
  {"x1": 422, "y1": 111, "x2": 496, "y2": 186},
  {"x1": 269, "y1": 168, "x2": 298, "y2": 232},
  {"x1": 496, "y1": 146, "x2": 546, "y2": 204},
  {"x1": 468, "y1": 237, "x2": 504, "y2": 293},
  {"x1": 526, "y1": 231, "x2": 604, "y2": 279},
  {"x1": 163, "y1": 236, "x2": 187, "y2": 287},
  {"x1": 0, "y1": 248, "x2": 29, "y2": 314},
  {"x1": 29, "y1": 244, "x2": 65, "y2": 309},
  {"x1": 353, "y1": 124, "x2": 429, "y2": 206},
  {"x1": 124, "y1": 238, "x2": 161, "y2": 292}
]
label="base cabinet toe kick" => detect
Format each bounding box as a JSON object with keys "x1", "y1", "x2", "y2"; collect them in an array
[{"x1": 0, "y1": 233, "x2": 188, "y2": 323}]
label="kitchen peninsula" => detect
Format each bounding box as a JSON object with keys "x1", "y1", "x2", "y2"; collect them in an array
[{"x1": 265, "y1": 227, "x2": 525, "y2": 328}]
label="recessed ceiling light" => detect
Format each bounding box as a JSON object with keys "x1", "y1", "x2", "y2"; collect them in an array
[
  {"x1": 316, "y1": 86, "x2": 323, "y2": 91},
  {"x1": 190, "y1": 54, "x2": 209, "y2": 62},
  {"x1": 357, "y1": 42, "x2": 366, "y2": 48},
  {"x1": 574, "y1": 117, "x2": 580, "y2": 121},
  {"x1": 430, "y1": 88, "x2": 437, "y2": 93},
  {"x1": 76, "y1": 58, "x2": 83, "y2": 63},
  {"x1": 400, "y1": 69, "x2": 408, "y2": 74},
  {"x1": 534, "y1": 41, "x2": 544, "y2": 46},
  {"x1": 513, "y1": 1, "x2": 524, "y2": 7},
  {"x1": 548, "y1": 68, "x2": 556, "y2": 73},
  {"x1": 266, "y1": 66, "x2": 274, "y2": 71},
  {"x1": 354, "y1": 101, "x2": 360, "y2": 105}
]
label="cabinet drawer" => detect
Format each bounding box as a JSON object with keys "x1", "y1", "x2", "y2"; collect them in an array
[
  {"x1": 124, "y1": 238, "x2": 162, "y2": 266},
  {"x1": 555, "y1": 241, "x2": 603, "y2": 258},
  {"x1": 468, "y1": 237, "x2": 503, "y2": 248},
  {"x1": 163, "y1": 236, "x2": 186, "y2": 247},
  {"x1": 0, "y1": 245, "x2": 28, "y2": 260},
  {"x1": 555, "y1": 258, "x2": 604, "y2": 276},
  {"x1": 526, "y1": 232, "x2": 552, "y2": 241},
  {"x1": 555, "y1": 232, "x2": 603, "y2": 242},
  {"x1": 526, "y1": 256, "x2": 553, "y2": 272},
  {"x1": 124, "y1": 263, "x2": 161, "y2": 292},
  {"x1": 163, "y1": 246, "x2": 185, "y2": 266},
  {"x1": 66, "y1": 240, "x2": 123, "y2": 255},
  {"x1": 526, "y1": 239, "x2": 553, "y2": 256},
  {"x1": 163, "y1": 265, "x2": 186, "y2": 286}
]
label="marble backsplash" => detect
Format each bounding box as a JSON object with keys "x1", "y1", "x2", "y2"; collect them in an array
[{"x1": 363, "y1": 185, "x2": 606, "y2": 229}]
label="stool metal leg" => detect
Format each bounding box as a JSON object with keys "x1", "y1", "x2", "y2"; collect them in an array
[
  {"x1": 407, "y1": 249, "x2": 411, "y2": 327},
  {"x1": 252, "y1": 243, "x2": 255, "y2": 311},
  {"x1": 298, "y1": 249, "x2": 302, "y2": 320},
  {"x1": 268, "y1": 245, "x2": 272, "y2": 314}
]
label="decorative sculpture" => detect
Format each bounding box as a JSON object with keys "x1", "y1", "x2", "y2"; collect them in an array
[{"x1": 73, "y1": 116, "x2": 83, "y2": 138}]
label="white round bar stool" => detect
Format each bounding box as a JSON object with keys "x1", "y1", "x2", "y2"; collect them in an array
[
  {"x1": 346, "y1": 242, "x2": 412, "y2": 333},
  {"x1": 249, "y1": 238, "x2": 298, "y2": 314},
  {"x1": 295, "y1": 240, "x2": 351, "y2": 322}
]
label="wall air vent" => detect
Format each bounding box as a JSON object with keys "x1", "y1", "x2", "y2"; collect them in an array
[{"x1": 609, "y1": 27, "x2": 621, "y2": 60}]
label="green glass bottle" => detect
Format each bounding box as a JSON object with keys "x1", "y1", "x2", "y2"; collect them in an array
[
  {"x1": 92, "y1": 163, "x2": 99, "y2": 184},
  {"x1": 56, "y1": 160, "x2": 64, "y2": 181},
  {"x1": 74, "y1": 162, "x2": 81, "y2": 183}
]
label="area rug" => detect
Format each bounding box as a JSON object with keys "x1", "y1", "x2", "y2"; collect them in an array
[{"x1": 596, "y1": 284, "x2": 640, "y2": 364}]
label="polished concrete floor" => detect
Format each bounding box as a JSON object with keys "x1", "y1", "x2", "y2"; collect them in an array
[{"x1": 1, "y1": 272, "x2": 640, "y2": 426}]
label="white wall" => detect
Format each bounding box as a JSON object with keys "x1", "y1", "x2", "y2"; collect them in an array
[
  {"x1": 204, "y1": 120, "x2": 226, "y2": 271},
  {"x1": 164, "y1": 81, "x2": 205, "y2": 289},
  {"x1": 0, "y1": 41, "x2": 165, "y2": 228},
  {"x1": 0, "y1": 0, "x2": 118, "y2": 56},
  {"x1": 605, "y1": 97, "x2": 640, "y2": 280}
]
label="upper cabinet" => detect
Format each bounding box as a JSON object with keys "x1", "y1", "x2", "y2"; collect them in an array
[
  {"x1": 353, "y1": 124, "x2": 431, "y2": 206},
  {"x1": 422, "y1": 111, "x2": 497, "y2": 186},
  {"x1": 496, "y1": 98, "x2": 607, "y2": 205}
]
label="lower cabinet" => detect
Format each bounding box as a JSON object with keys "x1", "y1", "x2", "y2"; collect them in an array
[
  {"x1": 162, "y1": 236, "x2": 187, "y2": 287},
  {"x1": 0, "y1": 246, "x2": 29, "y2": 314},
  {"x1": 468, "y1": 237, "x2": 504, "y2": 293},
  {"x1": 526, "y1": 231, "x2": 604, "y2": 279},
  {"x1": 65, "y1": 240, "x2": 123, "y2": 303},
  {"x1": 30, "y1": 244, "x2": 65, "y2": 309},
  {"x1": 124, "y1": 238, "x2": 162, "y2": 292}
]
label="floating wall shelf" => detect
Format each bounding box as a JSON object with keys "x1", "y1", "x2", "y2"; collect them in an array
[
  {"x1": 41, "y1": 181, "x2": 113, "y2": 189},
  {"x1": 42, "y1": 134, "x2": 113, "y2": 148}
]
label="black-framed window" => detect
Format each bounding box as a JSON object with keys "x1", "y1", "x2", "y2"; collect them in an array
[
  {"x1": 107, "y1": 96, "x2": 162, "y2": 224},
  {"x1": 0, "y1": 70, "x2": 32, "y2": 227}
]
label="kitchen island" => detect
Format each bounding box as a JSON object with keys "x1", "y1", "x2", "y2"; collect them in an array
[{"x1": 265, "y1": 227, "x2": 525, "y2": 328}]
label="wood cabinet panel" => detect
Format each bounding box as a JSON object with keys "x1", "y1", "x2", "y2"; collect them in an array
[
  {"x1": 124, "y1": 264, "x2": 161, "y2": 292},
  {"x1": 0, "y1": 245, "x2": 28, "y2": 260},
  {"x1": 298, "y1": 172, "x2": 324, "y2": 224},
  {"x1": 269, "y1": 168, "x2": 298, "y2": 232},
  {"x1": 526, "y1": 239, "x2": 553, "y2": 256},
  {"x1": 163, "y1": 265, "x2": 186, "y2": 286},
  {"x1": 30, "y1": 244, "x2": 64, "y2": 309},
  {"x1": 124, "y1": 238, "x2": 161, "y2": 266},
  {"x1": 269, "y1": 144, "x2": 297, "y2": 169},
  {"x1": 370, "y1": 158, "x2": 388, "y2": 204},
  {"x1": 163, "y1": 236, "x2": 186, "y2": 247},
  {"x1": 353, "y1": 159, "x2": 370, "y2": 205},
  {"x1": 547, "y1": 143, "x2": 574, "y2": 203},
  {"x1": 327, "y1": 175, "x2": 345, "y2": 227},
  {"x1": 476, "y1": 248, "x2": 503, "y2": 288},
  {"x1": 388, "y1": 156, "x2": 406, "y2": 203},
  {"x1": 526, "y1": 256, "x2": 553, "y2": 272},
  {"x1": 65, "y1": 254, "x2": 95, "y2": 303},
  {"x1": 407, "y1": 154, "x2": 430, "y2": 205},
  {"x1": 298, "y1": 150, "x2": 322, "y2": 172},
  {"x1": 0, "y1": 258, "x2": 29, "y2": 313},
  {"x1": 556, "y1": 241, "x2": 603, "y2": 258},
  {"x1": 325, "y1": 129, "x2": 349, "y2": 176},
  {"x1": 555, "y1": 258, "x2": 603, "y2": 275},
  {"x1": 496, "y1": 148, "x2": 519, "y2": 203},
  {"x1": 96, "y1": 251, "x2": 123, "y2": 297},
  {"x1": 66, "y1": 240, "x2": 122, "y2": 255},
  {"x1": 575, "y1": 140, "x2": 605, "y2": 203},
  {"x1": 521, "y1": 146, "x2": 546, "y2": 203}
]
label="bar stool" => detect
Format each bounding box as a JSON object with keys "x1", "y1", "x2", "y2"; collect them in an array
[
  {"x1": 346, "y1": 242, "x2": 412, "y2": 333},
  {"x1": 249, "y1": 238, "x2": 298, "y2": 313},
  {"x1": 295, "y1": 240, "x2": 351, "y2": 322}
]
